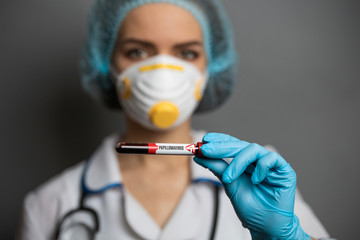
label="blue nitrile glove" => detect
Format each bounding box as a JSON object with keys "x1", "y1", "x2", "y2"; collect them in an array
[{"x1": 194, "y1": 133, "x2": 310, "y2": 240}]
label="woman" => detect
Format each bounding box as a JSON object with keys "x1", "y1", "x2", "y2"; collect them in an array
[{"x1": 17, "y1": 0, "x2": 332, "y2": 239}]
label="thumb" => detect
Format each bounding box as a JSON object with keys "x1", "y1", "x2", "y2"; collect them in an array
[{"x1": 193, "y1": 157, "x2": 228, "y2": 180}]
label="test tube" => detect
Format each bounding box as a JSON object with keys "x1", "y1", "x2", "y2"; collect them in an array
[{"x1": 116, "y1": 142, "x2": 204, "y2": 157}]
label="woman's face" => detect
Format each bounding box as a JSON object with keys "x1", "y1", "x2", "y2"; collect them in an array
[{"x1": 111, "y1": 3, "x2": 206, "y2": 73}]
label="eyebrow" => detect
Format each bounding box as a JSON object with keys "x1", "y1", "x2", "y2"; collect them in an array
[
  {"x1": 173, "y1": 41, "x2": 203, "y2": 49},
  {"x1": 119, "y1": 38, "x2": 203, "y2": 49},
  {"x1": 119, "y1": 38, "x2": 155, "y2": 48}
]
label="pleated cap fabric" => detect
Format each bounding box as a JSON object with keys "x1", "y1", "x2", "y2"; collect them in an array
[{"x1": 80, "y1": 0, "x2": 238, "y2": 112}]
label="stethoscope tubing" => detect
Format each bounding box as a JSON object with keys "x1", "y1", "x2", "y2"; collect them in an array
[{"x1": 55, "y1": 163, "x2": 220, "y2": 240}]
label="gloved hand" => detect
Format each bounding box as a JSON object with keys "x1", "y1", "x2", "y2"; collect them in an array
[{"x1": 194, "y1": 133, "x2": 310, "y2": 240}]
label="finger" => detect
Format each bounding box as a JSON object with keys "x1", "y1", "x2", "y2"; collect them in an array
[
  {"x1": 250, "y1": 152, "x2": 288, "y2": 184},
  {"x1": 193, "y1": 157, "x2": 228, "y2": 180},
  {"x1": 202, "y1": 132, "x2": 241, "y2": 143},
  {"x1": 201, "y1": 141, "x2": 250, "y2": 159},
  {"x1": 222, "y1": 143, "x2": 269, "y2": 183}
]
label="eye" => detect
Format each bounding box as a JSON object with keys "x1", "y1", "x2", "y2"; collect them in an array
[
  {"x1": 125, "y1": 49, "x2": 148, "y2": 60},
  {"x1": 178, "y1": 50, "x2": 199, "y2": 61}
]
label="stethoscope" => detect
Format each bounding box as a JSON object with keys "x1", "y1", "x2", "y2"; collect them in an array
[{"x1": 55, "y1": 160, "x2": 221, "y2": 240}]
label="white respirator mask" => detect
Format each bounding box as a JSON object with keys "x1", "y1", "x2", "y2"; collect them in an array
[{"x1": 112, "y1": 55, "x2": 208, "y2": 131}]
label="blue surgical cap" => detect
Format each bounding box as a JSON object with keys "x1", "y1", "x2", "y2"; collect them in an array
[{"x1": 80, "y1": 0, "x2": 237, "y2": 112}]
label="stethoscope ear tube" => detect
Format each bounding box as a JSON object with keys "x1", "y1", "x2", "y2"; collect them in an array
[{"x1": 210, "y1": 185, "x2": 220, "y2": 240}]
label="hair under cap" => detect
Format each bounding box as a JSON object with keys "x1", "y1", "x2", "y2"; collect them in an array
[{"x1": 80, "y1": 0, "x2": 238, "y2": 112}]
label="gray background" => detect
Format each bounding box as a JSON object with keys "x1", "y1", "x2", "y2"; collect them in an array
[{"x1": 1, "y1": 0, "x2": 359, "y2": 239}]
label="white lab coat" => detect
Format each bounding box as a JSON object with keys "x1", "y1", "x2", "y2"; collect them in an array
[{"x1": 18, "y1": 130, "x2": 330, "y2": 240}]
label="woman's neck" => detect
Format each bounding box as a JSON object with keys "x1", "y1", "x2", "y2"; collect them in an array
[{"x1": 122, "y1": 117, "x2": 193, "y2": 143}]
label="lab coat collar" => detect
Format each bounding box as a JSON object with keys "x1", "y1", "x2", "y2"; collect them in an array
[
  {"x1": 82, "y1": 134, "x2": 123, "y2": 194},
  {"x1": 82, "y1": 130, "x2": 221, "y2": 194},
  {"x1": 82, "y1": 131, "x2": 222, "y2": 239},
  {"x1": 122, "y1": 183, "x2": 204, "y2": 240},
  {"x1": 158, "y1": 187, "x2": 203, "y2": 239}
]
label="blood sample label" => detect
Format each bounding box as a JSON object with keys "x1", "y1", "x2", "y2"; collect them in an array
[{"x1": 154, "y1": 143, "x2": 194, "y2": 155}]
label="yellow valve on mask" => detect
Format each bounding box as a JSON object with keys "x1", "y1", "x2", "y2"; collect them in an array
[{"x1": 149, "y1": 101, "x2": 179, "y2": 129}]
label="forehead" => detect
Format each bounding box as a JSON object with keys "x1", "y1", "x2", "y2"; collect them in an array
[{"x1": 119, "y1": 3, "x2": 203, "y2": 42}]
